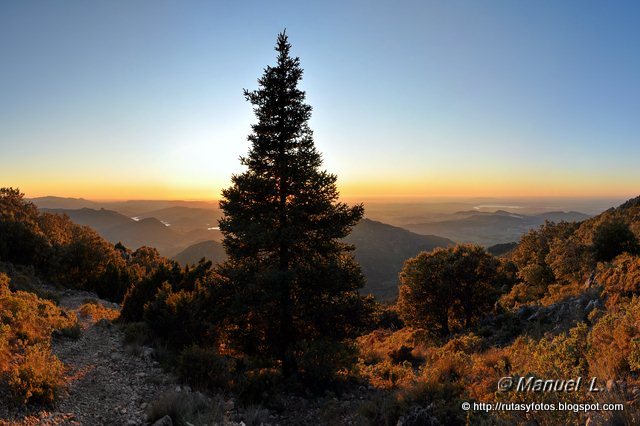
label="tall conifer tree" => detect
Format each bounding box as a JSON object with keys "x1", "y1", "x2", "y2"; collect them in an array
[{"x1": 218, "y1": 31, "x2": 366, "y2": 379}]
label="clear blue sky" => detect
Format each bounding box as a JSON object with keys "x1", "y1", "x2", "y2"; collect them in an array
[{"x1": 1, "y1": 1, "x2": 639, "y2": 200}]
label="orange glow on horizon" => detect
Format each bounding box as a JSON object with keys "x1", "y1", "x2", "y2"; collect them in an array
[{"x1": 14, "y1": 176, "x2": 638, "y2": 203}]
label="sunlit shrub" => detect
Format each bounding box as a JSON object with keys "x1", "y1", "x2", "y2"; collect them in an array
[
  {"x1": 598, "y1": 253, "x2": 640, "y2": 307},
  {"x1": 589, "y1": 297, "x2": 640, "y2": 379},
  {"x1": 79, "y1": 300, "x2": 119, "y2": 322},
  {"x1": 7, "y1": 343, "x2": 64, "y2": 404}
]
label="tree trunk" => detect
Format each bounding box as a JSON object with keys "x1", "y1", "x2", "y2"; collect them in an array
[{"x1": 278, "y1": 140, "x2": 296, "y2": 377}]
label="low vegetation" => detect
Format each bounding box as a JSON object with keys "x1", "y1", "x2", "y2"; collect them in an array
[{"x1": 0, "y1": 272, "x2": 77, "y2": 405}]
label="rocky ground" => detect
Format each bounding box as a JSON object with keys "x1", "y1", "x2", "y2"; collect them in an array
[
  {"x1": 0, "y1": 288, "x2": 376, "y2": 426},
  {"x1": 0, "y1": 289, "x2": 227, "y2": 425}
]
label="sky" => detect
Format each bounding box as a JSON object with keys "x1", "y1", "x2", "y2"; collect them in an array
[{"x1": 1, "y1": 1, "x2": 639, "y2": 201}]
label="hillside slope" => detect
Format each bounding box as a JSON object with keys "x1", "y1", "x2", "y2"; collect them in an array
[
  {"x1": 40, "y1": 208, "x2": 219, "y2": 256},
  {"x1": 172, "y1": 240, "x2": 227, "y2": 266},
  {"x1": 346, "y1": 219, "x2": 453, "y2": 299}
]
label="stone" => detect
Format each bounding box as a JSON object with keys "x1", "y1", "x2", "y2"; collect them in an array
[{"x1": 152, "y1": 415, "x2": 173, "y2": 426}]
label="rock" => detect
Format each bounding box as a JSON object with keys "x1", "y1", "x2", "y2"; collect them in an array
[
  {"x1": 585, "y1": 300, "x2": 595, "y2": 312},
  {"x1": 152, "y1": 415, "x2": 173, "y2": 426},
  {"x1": 142, "y1": 347, "x2": 155, "y2": 360},
  {"x1": 96, "y1": 319, "x2": 112, "y2": 329}
]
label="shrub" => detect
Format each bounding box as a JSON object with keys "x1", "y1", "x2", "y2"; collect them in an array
[
  {"x1": 123, "y1": 321, "x2": 150, "y2": 346},
  {"x1": 235, "y1": 368, "x2": 284, "y2": 404},
  {"x1": 79, "y1": 301, "x2": 119, "y2": 322},
  {"x1": 143, "y1": 284, "x2": 203, "y2": 350},
  {"x1": 176, "y1": 345, "x2": 233, "y2": 390},
  {"x1": 293, "y1": 338, "x2": 357, "y2": 389},
  {"x1": 121, "y1": 274, "x2": 169, "y2": 322},
  {"x1": 146, "y1": 390, "x2": 225, "y2": 426},
  {"x1": 589, "y1": 297, "x2": 640, "y2": 379},
  {"x1": 359, "y1": 359, "x2": 415, "y2": 389},
  {"x1": 592, "y1": 219, "x2": 639, "y2": 262},
  {"x1": 56, "y1": 323, "x2": 82, "y2": 340},
  {"x1": 0, "y1": 273, "x2": 75, "y2": 406},
  {"x1": 8, "y1": 343, "x2": 64, "y2": 404},
  {"x1": 598, "y1": 253, "x2": 640, "y2": 307}
]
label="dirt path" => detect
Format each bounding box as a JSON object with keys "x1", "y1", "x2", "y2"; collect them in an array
[
  {"x1": 1, "y1": 288, "x2": 373, "y2": 425},
  {"x1": 1, "y1": 290, "x2": 175, "y2": 426}
]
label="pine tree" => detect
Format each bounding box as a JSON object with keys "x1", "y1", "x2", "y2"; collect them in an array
[{"x1": 218, "y1": 31, "x2": 367, "y2": 381}]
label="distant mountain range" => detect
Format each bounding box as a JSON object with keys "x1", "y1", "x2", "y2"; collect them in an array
[
  {"x1": 169, "y1": 218, "x2": 452, "y2": 300},
  {"x1": 404, "y1": 210, "x2": 591, "y2": 246},
  {"x1": 35, "y1": 197, "x2": 591, "y2": 300},
  {"x1": 40, "y1": 207, "x2": 450, "y2": 300},
  {"x1": 31, "y1": 196, "x2": 218, "y2": 217},
  {"x1": 40, "y1": 207, "x2": 221, "y2": 257}
]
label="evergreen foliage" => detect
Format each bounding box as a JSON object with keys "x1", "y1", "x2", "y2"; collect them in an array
[{"x1": 218, "y1": 31, "x2": 368, "y2": 380}]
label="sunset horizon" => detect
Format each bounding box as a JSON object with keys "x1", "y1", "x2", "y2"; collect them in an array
[{"x1": 3, "y1": 1, "x2": 638, "y2": 203}]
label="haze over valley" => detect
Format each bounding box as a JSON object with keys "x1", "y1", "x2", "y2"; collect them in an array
[{"x1": 31, "y1": 195, "x2": 606, "y2": 299}]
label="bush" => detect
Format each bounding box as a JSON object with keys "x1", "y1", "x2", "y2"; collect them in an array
[
  {"x1": 56, "y1": 323, "x2": 82, "y2": 340},
  {"x1": 7, "y1": 343, "x2": 64, "y2": 404},
  {"x1": 235, "y1": 368, "x2": 284, "y2": 404},
  {"x1": 293, "y1": 338, "x2": 357, "y2": 390},
  {"x1": 143, "y1": 284, "x2": 207, "y2": 350},
  {"x1": 79, "y1": 301, "x2": 119, "y2": 322},
  {"x1": 176, "y1": 345, "x2": 233, "y2": 390},
  {"x1": 146, "y1": 390, "x2": 225, "y2": 426},
  {"x1": 0, "y1": 273, "x2": 76, "y2": 406},
  {"x1": 589, "y1": 297, "x2": 640, "y2": 379},
  {"x1": 592, "y1": 219, "x2": 639, "y2": 262},
  {"x1": 123, "y1": 321, "x2": 150, "y2": 346},
  {"x1": 598, "y1": 253, "x2": 640, "y2": 307}
]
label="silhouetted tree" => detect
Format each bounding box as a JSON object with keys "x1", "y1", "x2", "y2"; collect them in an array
[
  {"x1": 398, "y1": 245, "x2": 506, "y2": 337},
  {"x1": 218, "y1": 31, "x2": 366, "y2": 380}
]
